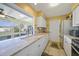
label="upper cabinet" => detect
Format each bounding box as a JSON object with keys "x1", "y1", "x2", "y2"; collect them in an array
[
  {"x1": 36, "y1": 16, "x2": 46, "y2": 27},
  {"x1": 73, "y1": 6, "x2": 79, "y2": 26}
]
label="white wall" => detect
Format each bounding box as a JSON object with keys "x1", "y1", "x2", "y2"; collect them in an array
[
  {"x1": 36, "y1": 16, "x2": 46, "y2": 27},
  {"x1": 49, "y1": 19, "x2": 60, "y2": 42}
]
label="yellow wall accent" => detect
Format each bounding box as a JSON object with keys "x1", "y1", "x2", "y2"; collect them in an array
[
  {"x1": 46, "y1": 17, "x2": 50, "y2": 33},
  {"x1": 47, "y1": 15, "x2": 66, "y2": 20},
  {"x1": 71, "y1": 3, "x2": 79, "y2": 10},
  {"x1": 36, "y1": 11, "x2": 44, "y2": 17},
  {"x1": 34, "y1": 15, "x2": 38, "y2": 33},
  {"x1": 65, "y1": 3, "x2": 79, "y2": 17},
  {"x1": 16, "y1": 3, "x2": 37, "y2": 16}
]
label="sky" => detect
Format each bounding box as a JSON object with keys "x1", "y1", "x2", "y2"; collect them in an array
[{"x1": 0, "y1": 20, "x2": 16, "y2": 27}]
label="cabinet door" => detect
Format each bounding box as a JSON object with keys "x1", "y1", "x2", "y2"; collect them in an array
[
  {"x1": 36, "y1": 37, "x2": 48, "y2": 56},
  {"x1": 14, "y1": 46, "x2": 30, "y2": 56},
  {"x1": 28, "y1": 42, "x2": 40, "y2": 56},
  {"x1": 64, "y1": 36, "x2": 71, "y2": 56},
  {"x1": 39, "y1": 37, "x2": 48, "y2": 52},
  {"x1": 28, "y1": 37, "x2": 48, "y2": 56},
  {"x1": 73, "y1": 6, "x2": 79, "y2": 26},
  {"x1": 14, "y1": 36, "x2": 48, "y2": 56}
]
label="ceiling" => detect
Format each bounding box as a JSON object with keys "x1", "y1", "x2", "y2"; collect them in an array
[
  {"x1": 30, "y1": 3, "x2": 72, "y2": 17},
  {"x1": 3, "y1": 3, "x2": 33, "y2": 17}
]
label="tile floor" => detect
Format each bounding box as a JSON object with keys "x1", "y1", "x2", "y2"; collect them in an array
[{"x1": 42, "y1": 40, "x2": 66, "y2": 56}]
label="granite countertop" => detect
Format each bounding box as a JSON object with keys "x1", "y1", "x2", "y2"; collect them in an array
[{"x1": 0, "y1": 33, "x2": 48, "y2": 56}]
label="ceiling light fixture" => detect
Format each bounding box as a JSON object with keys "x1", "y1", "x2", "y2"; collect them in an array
[
  {"x1": 34, "y1": 3, "x2": 37, "y2": 5},
  {"x1": 49, "y1": 3, "x2": 60, "y2": 7}
]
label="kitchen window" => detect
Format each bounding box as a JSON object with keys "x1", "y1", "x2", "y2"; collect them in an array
[
  {"x1": 0, "y1": 3, "x2": 34, "y2": 41},
  {"x1": 0, "y1": 16, "x2": 34, "y2": 41}
]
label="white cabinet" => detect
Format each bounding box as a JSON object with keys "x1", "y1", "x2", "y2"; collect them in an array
[
  {"x1": 36, "y1": 16, "x2": 46, "y2": 27},
  {"x1": 73, "y1": 6, "x2": 79, "y2": 26},
  {"x1": 14, "y1": 46, "x2": 30, "y2": 56},
  {"x1": 64, "y1": 35, "x2": 71, "y2": 56},
  {"x1": 28, "y1": 37, "x2": 48, "y2": 56},
  {"x1": 14, "y1": 36, "x2": 48, "y2": 56}
]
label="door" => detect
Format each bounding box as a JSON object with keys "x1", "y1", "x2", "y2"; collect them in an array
[
  {"x1": 49, "y1": 19, "x2": 60, "y2": 42},
  {"x1": 64, "y1": 36, "x2": 71, "y2": 56}
]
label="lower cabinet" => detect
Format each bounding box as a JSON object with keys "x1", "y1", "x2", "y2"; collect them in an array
[
  {"x1": 64, "y1": 36, "x2": 71, "y2": 56},
  {"x1": 14, "y1": 45, "x2": 30, "y2": 56},
  {"x1": 14, "y1": 36, "x2": 48, "y2": 56}
]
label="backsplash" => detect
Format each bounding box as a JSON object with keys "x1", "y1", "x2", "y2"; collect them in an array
[{"x1": 37, "y1": 27, "x2": 47, "y2": 33}]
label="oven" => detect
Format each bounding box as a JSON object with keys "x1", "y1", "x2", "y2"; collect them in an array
[{"x1": 72, "y1": 39, "x2": 79, "y2": 56}]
